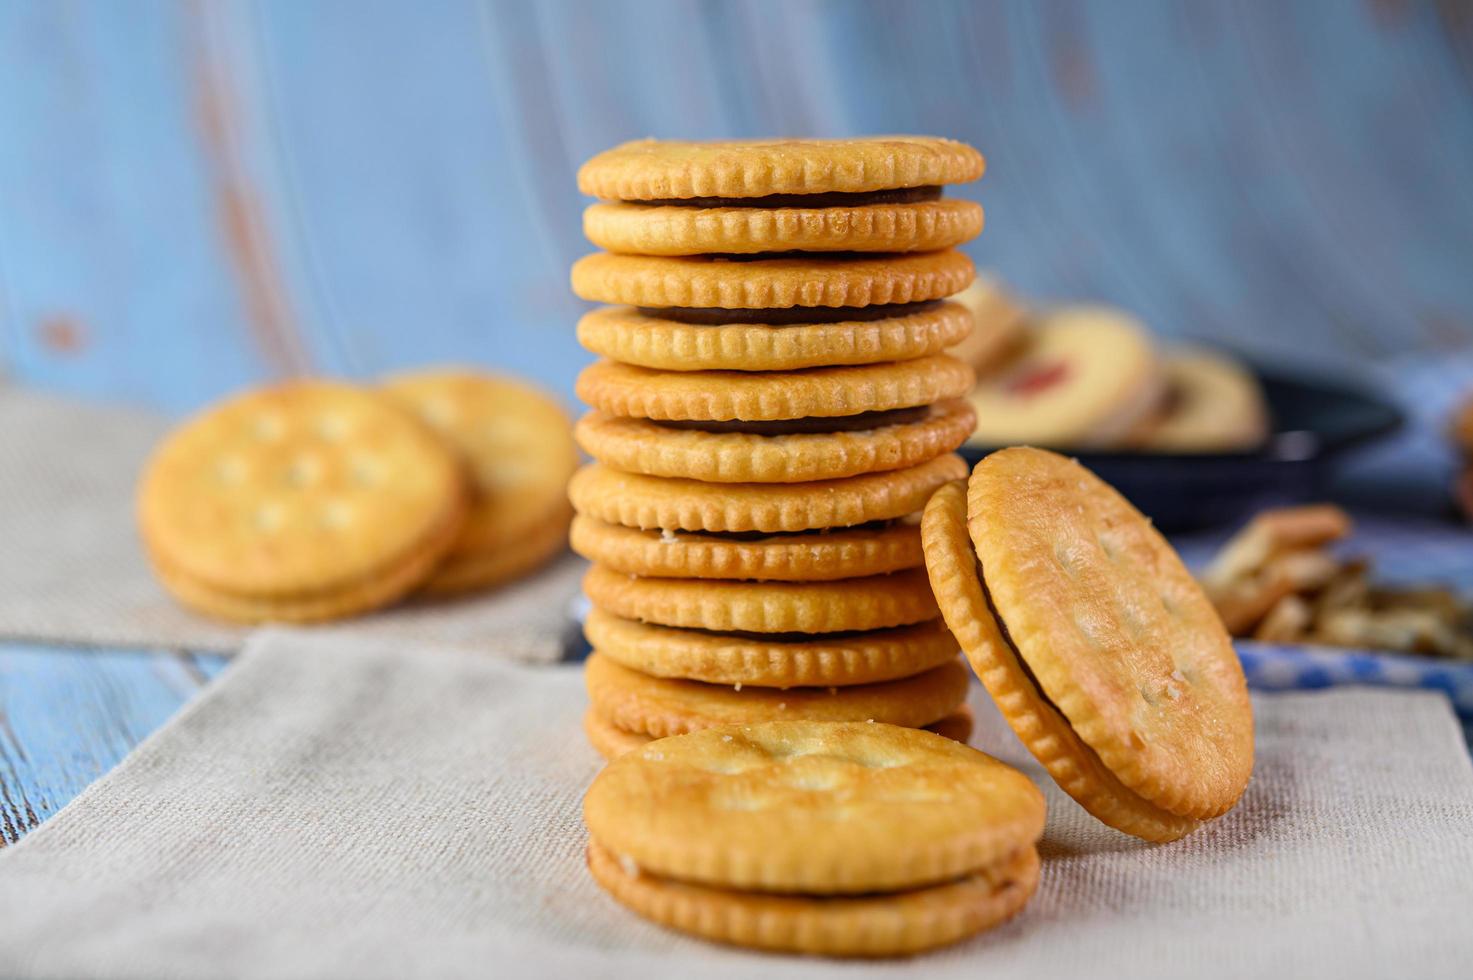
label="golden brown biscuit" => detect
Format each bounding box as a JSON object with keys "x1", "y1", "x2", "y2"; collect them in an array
[
  {"x1": 571, "y1": 250, "x2": 974, "y2": 310},
  {"x1": 146, "y1": 510, "x2": 463, "y2": 624},
  {"x1": 962, "y1": 448, "x2": 1253, "y2": 820},
  {"x1": 1200, "y1": 504, "x2": 1352, "y2": 591},
  {"x1": 584, "y1": 608, "x2": 957, "y2": 687},
  {"x1": 382, "y1": 369, "x2": 577, "y2": 562},
  {"x1": 576, "y1": 302, "x2": 973, "y2": 373},
  {"x1": 577, "y1": 136, "x2": 984, "y2": 201},
  {"x1": 584, "y1": 654, "x2": 971, "y2": 739},
  {"x1": 574, "y1": 401, "x2": 973, "y2": 483},
  {"x1": 582, "y1": 720, "x2": 1039, "y2": 894},
  {"x1": 567, "y1": 454, "x2": 967, "y2": 534},
  {"x1": 576, "y1": 356, "x2": 974, "y2": 423},
  {"x1": 583, "y1": 198, "x2": 983, "y2": 256},
  {"x1": 922, "y1": 480, "x2": 1201, "y2": 841},
  {"x1": 138, "y1": 381, "x2": 469, "y2": 621},
  {"x1": 586, "y1": 840, "x2": 1036, "y2": 958},
  {"x1": 416, "y1": 503, "x2": 571, "y2": 596},
  {"x1": 569, "y1": 515, "x2": 924, "y2": 582},
  {"x1": 583, "y1": 564, "x2": 939, "y2": 633},
  {"x1": 583, "y1": 704, "x2": 976, "y2": 760}
]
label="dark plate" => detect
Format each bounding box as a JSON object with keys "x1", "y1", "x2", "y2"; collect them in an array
[{"x1": 960, "y1": 368, "x2": 1404, "y2": 532}]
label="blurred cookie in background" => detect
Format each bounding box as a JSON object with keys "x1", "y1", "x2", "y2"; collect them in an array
[
  {"x1": 1134, "y1": 347, "x2": 1270, "y2": 453},
  {"x1": 945, "y1": 273, "x2": 1028, "y2": 375},
  {"x1": 965, "y1": 305, "x2": 1164, "y2": 450},
  {"x1": 1447, "y1": 394, "x2": 1473, "y2": 520},
  {"x1": 385, "y1": 369, "x2": 579, "y2": 597},
  {"x1": 1201, "y1": 503, "x2": 1473, "y2": 659}
]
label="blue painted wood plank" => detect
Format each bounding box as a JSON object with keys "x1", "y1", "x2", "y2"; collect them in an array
[
  {"x1": 0, "y1": 0, "x2": 1469, "y2": 415},
  {"x1": 0, "y1": 644, "x2": 222, "y2": 844},
  {"x1": 0, "y1": 1, "x2": 283, "y2": 413}
]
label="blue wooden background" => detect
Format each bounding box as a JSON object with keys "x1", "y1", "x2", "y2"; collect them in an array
[
  {"x1": 2, "y1": 0, "x2": 1472, "y2": 417},
  {"x1": 2, "y1": 0, "x2": 1473, "y2": 843}
]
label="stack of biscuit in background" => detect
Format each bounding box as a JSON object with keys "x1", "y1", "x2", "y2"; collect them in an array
[
  {"x1": 137, "y1": 370, "x2": 577, "y2": 623},
  {"x1": 958, "y1": 277, "x2": 1271, "y2": 454},
  {"x1": 567, "y1": 137, "x2": 986, "y2": 758}
]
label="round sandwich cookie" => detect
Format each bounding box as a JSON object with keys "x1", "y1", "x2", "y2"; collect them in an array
[
  {"x1": 584, "y1": 654, "x2": 971, "y2": 739},
  {"x1": 577, "y1": 136, "x2": 985, "y2": 202},
  {"x1": 582, "y1": 703, "x2": 975, "y2": 761},
  {"x1": 138, "y1": 381, "x2": 469, "y2": 623},
  {"x1": 574, "y1": 400, "x2": 974, "y2": 483},
  {"x1": 583, "y1": 564, "x2": 939, "y2": 634},
  {"x1": 923, "y1": 481, "x2": 1199, "y2": 842},
  {"x1": 567, "y1": 454, "x2": 967, "y2": 534},
  {"x1": 946, "y1": 274, "x2": 1029, "y2": 375},
  {"x1": 583, "y1": 608, "x2": 958, "y2": 687},
  {"x1": 575, "y1": 301, "x2": 973, "y2": 373},
  {"x1": 569, "y1": 515, "x2": 925, "y2": 582},
  {"x1": 571, "y1": 250, "x2": 975, "y2": 311},
  {"x1": 1134, "y1": 348, "x2": 1270, "y2": 453},
  {"x1": 922, "y1": 449, "x2": 1254, "y2": 830},
  {"x1": 966, "y1": 305, "x2": 1164, "y2": 450},
  {"x1": 383, "y1": 369, "x2": 578, "y2": 594},
  {"x1": 582, "y1": 720, "x2": 1040, "y2": 956},
  {"x1": 583, "y1": 198, "x2": 983, "y2": 256},
  {"x1": 576, "y1": 356, "x2": 974, "y2": 423},
  {"x1": 585, "y1": 841, "x2": 1037, "y2": 958}
]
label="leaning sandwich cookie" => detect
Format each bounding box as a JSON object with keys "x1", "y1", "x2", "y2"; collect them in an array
[{"x1": 921, "y1": 448, "x2": 1254, "y2": 840}]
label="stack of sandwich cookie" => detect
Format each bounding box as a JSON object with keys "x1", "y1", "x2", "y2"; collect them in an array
[
  {"x1": 583, "y1": 721, "x2": 1045, "y2": 956},
  {"x1": 570, "y1": 137, "x2": 987, "y2": 754}
]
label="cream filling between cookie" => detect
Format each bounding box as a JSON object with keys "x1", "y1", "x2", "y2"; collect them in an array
[
  {"x1": 637, "y1": 299, "x2": 940, "y2": 326},
  {"x1": 655, "y1": 406, "x2": 930, "y2": 436}
]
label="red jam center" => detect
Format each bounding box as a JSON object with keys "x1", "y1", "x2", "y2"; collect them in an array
[{"x1": 1005, "y1": 360, "x2": 1071, "y2": 398}]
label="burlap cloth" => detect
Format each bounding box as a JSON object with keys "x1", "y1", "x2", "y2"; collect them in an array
[
  {"x1": 0, "y1": 628, "x2": 1468, "y2": 979},
  {"x1": 0, "y1": 387, "x2": 582, "y2": 662}
]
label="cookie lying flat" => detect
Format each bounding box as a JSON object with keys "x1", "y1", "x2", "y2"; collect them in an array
[
  {"x1": 571, "y1": 251, "x2": 974, "y2": 310},
  {"x1": 383, "y1": 369, "x2": 577, "y2": 594},
  {"x1": 577, "y1": 136, "x2": 984, "y2": 201},
  {"x1": 924, "y1": 449, "x2": 1254, "y2": 827},
  {"x1": 569, "y1": 515, "x2": 924, "y2": 582},
  {"x1": 574, "y1": 401, "x2": 973, "y2": 483},
  {"x1": 966, "y1": 305, "x2": 1163, "y2": 449},
  {"x1": 584, "y1": 198, "x2": 983, "y2": 256},
  {"x1": 584, "y1": 608, "x2": 957, "y2": 687},
  {"x1": 586, "y1": 841, "x2": 1036, "y2": 958},
  {"x1": 583, "y1": 720, "x2": 1037, "y2": 893},
  {"x1": 922, "y1": 480, "x2": 1200, "y2": 842},
  {"x1": 576, "y1": 356, "x2": 974, "y2": 424},
  {"x1": 584, "y1": 654, "x2": 970, "y2": 739},
  {"x1": 567, "y1": 454, "x2": 966, "y2": 534},
  {"x1": 576, "y1": 302, "x2": 973, "y2": 373},
  {"x1": 582, "y1": 704, "x2": 975, "y2": 760},
  {"x1": 583, "y1": 565, "x2": 938, "y2": 633},
  {"x1": 138, "y1": 381, "x2": 469, "y2": 623}
]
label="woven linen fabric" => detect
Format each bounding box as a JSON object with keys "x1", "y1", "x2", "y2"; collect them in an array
[
  {"x1": 0, "y1": 387, "x2": 581, "y2": 662},
  {"x1": 0, "y1": 630, "x2": 1469, "y2": 979}
]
